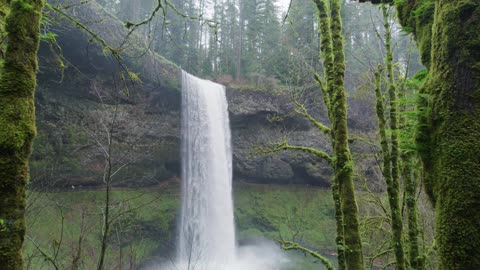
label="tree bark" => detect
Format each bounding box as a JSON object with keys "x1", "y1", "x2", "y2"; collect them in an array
[
  {"x1": 313, "y1": 0, "x2": 365, "y2": 269},
  {"x1": 399, "y1": 1, "x2": 480, "y2": 268},
  {"x1": 403, "y1": 157, "x2": 422, "y2": 269},
  {"x1": 330, "y1": 1, "x2": 364, "y2": 268},
  {"x1": 360, "y1": 0, "x2": 480, "y2": 268},
  {"x1": 0, "y1": 0, "x2": 44, "y2": 269},
  {"x1": 313, "y1": 1, "x2": 347, "y2": 269},
  {"x1": 382, "y1": 5, "x2": 406, "y2": 269}
]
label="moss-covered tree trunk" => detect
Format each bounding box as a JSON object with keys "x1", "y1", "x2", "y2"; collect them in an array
[
  {"x1": 381, "y1": 5, "x2": 406, "y2": 269},
  {"x1": 329, "y1": 1, "x2": 364, "y2": 269},
  {"x1": 361, "y1": 0, "x2": 480, "y2": 268},
  {"x1": 416, "y1": 2, "x2": 480, "y2": 269},
  {"x1": 398, "y1": 70, "x2": 422, "y2": 269},
  {"x1": 313, "y1": 1, "x2": 347, "y2": 269},
  {"x1": 313, "y1": 0, "x2": 364, "y2": 268},
  {"x1": 0, "y1": 0, "x2": 44, "y2": 269},
  {"x1": 399, "y1": 1, "x2": 480, "y2": 269},
  {"x1": 373, "y1": 66, "x2": 403, "y2": 269},
  {"x1": 402, "y1": 157, "x2": 422, "y2": 269},
  {"x1": 399, "y1": 77, "x2": 422, "y2": 270}
]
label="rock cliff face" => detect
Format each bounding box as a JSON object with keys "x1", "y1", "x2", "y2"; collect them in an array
[
  {"x1": 31, "y1": 0, "x2": 374, "y2": 189},
  {"x1": 33, "y1": 61, "x2": 334, "y2": 187}
]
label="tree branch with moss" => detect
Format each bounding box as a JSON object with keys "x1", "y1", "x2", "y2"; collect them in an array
[
  {"x1": 254, "y1": 136, "x2": 333, "y2": 166},
  {"x1": 278, "y1": 240, "x2": 336, "y2": 270},
  {"x1": 291, "y1": 95, "x2": 331, "y2": 136}
]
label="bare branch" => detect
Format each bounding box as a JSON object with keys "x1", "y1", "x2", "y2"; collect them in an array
[{"x1": 26, "y1": 236, "x2": 60, "y2": 270}]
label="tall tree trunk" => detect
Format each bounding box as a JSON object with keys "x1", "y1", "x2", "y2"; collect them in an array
[
  {"x1": 330, "y1": 1, "x2": 364, "y2": 268},
  {"x1": 402, "y1": 156, "x2": 422, "y2": 269},
  {"x1": 361, "y1": 0, "x2": 480, "y2": 268},
  {"x1": 398, "y1": 61, "x2": 422, "y2": 269},
  {"x1": 236, "y1": 0, "x2": 244, "y2": 81},
  {"x1": 314, "y1": 2, "x2": 346, "y2": 268},
  {"x1": 0, "y1": 0, "x2": 44, "y2": 269},
  {"x1": 417, "y1": 2, "x2": 480, "y2": 268},
  {"x1": 399, "y1": 1, "x2": 480, "y2": 268},
  {"x1": 382, "y1": 5, "x2": 406, "y2": 269},
  {"x1": 314, "y1": 0, "x2": 364, "y2": 268},
  {"x1": 314, "y1": 0, "x2": 347, "y2": 270}
]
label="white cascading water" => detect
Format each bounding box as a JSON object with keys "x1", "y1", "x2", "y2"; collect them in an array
[
  {"x1": 156, "y1": 71, "x2": 288, "y2": 270},
  {"x1": 178, "y1": 70, "x2": 236, "y2": 269}
]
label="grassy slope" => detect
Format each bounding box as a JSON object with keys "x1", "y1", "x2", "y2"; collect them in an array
[{"x1": 24, "y1": 183, "x2": 335, "y2": 269}]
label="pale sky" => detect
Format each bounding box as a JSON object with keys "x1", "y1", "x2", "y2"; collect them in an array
[{"x1": 278, "y1": 0, "x2": 291, "y2": 12}]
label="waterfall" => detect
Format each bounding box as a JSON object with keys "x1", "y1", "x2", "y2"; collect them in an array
[
  {"x1": 151, "y1": 70, "x2": 288, "y2": 270},
  {"x1": 178, "y1": 70, "x2": 236, "y2": 268}
]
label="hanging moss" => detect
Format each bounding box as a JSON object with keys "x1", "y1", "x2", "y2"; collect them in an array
[
  {"x1": 0, "y1": 0, "x2": 44, "y2": 269},
  {"x1": 395, "y1": 0, "x2": 435, "y2": 67}
]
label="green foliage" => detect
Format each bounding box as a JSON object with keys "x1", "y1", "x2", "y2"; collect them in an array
[
  {"x1": 25, "y1": 187, "x2": 179, "y2": 269},
  {"x1": 235, "y1": 185, "x2": 335, "y2": 248},
  {"x1": 0, "y1": 219, "x2": 6, "y2": 233},
  {"x1": 25, "y1": 185, "x2": 336, "y2": 269},
  {"x1": 40, "y1": 32, "x2": 58, "y2": 43}
]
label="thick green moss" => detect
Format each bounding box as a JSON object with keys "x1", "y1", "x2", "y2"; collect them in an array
[
  {"x1": 395, "y1": 0, "x2": 435, "y2": 66},
  {"x1": 329, "y1": 1, "x2": 364, "y2": 269},
  {"x1": 0, "y1": 0, "x2": 9, "y2": 49},
  {"x1": 311, "y1": 1, "x2": 364, "y2": 269},
  {"x1": 0, "y1": 0, "x2": 44, "y2": 268},
  {"x1": 402, "y1": 1, "x2": 480, "y2": 269},
  {"x1": 362, "y1": 0, "x2": 480, "y2": 268},
  {"x1": 382, "y1": 5, "x2": 406, "y2": 269}
]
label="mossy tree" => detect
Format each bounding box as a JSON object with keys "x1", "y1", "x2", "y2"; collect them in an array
[
  {"x1": 0, "y1": 0, "x2": 45, "y2": 269},
  {"x1": 326, "y1": 0, "x2": 365, "y2": 268},
  {"x1": 373, "y1": 65, "x2": 405, "y2": 270},
  {"x1": 399, "y1": 70, "x2": 426, "y2": 269},
  {"x1": 258, "y1": 0, "x2": 364, "y2": 269},
  {"x1": 370, "y1": 5, "x2": 407, "y2": 269},
  {"x1": 360, "y1": 0, "x2": 480, "y2": 269}
]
